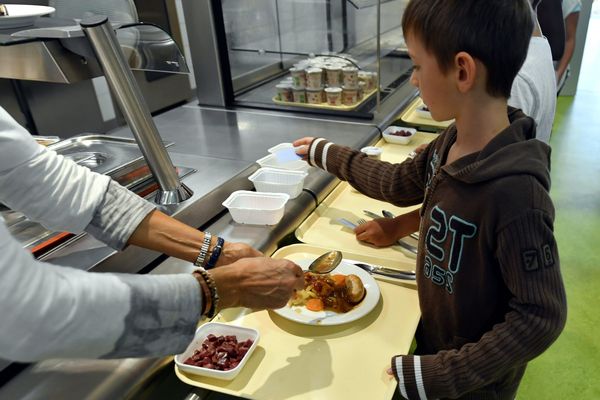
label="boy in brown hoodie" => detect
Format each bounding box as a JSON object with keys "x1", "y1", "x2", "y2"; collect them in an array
[{"x1": 294, "y1": 0, "x2": 567, "y2": 398}]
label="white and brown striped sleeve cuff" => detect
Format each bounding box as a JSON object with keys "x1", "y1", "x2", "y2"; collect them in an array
[{"x1": 392, "y1": 355, "x2": 440, "y2": 400}]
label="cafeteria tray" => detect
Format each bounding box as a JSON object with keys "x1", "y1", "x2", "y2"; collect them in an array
[
  {"x1": 272, "y1": 88, "x2": 377, "y2": 111},
  {"x1": 175, "y1": 243, "x2": 420, "y2": 400},
  {"x1": 396, "y1": 97, "x2": 453, "y2": 132}
]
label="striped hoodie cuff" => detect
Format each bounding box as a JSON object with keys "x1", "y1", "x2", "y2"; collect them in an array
[
  {"x1": 307, "y1": 138, "x2": 335, "y2": 172},
  {"x1": 391, "y1": 355, "x2": 438, "y2": 400}
]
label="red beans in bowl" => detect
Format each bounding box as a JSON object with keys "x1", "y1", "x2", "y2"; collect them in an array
[
  {"x1": 389, "y1": 129, "x2": 413, "y2": 137},
  {"x1": 184, "y1": 334, "x2": 254, "y2": 371}
]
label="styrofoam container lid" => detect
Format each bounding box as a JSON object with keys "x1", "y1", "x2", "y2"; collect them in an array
[{"x1": 174, "y1": 322, "x2": 260, "y2": 380}]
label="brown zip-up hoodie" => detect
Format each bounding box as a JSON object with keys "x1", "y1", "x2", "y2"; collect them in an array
[{"x1": 307, "y1": 109, "x2": 567, "y2": 399}]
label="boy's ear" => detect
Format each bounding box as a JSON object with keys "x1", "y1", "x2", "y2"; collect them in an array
[{"x1": 454, "y1": 51, "x2": 477, "y2": 93}]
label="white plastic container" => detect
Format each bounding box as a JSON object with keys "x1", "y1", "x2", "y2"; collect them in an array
[
  {"x1": 223, "y1": 191, "x2": 290, "y2": 225},
  {"x1": 382, "y1": 126, "x2": 417, "y2": 145},
  {"x1": 248, "y1": 167, "x2": 308, "y2": 199},
  {"x1": 267, "y1": 143, "x2": 294, "y2": 153},
  {"x1": 174, "y1": 322, "x2": 259, "y2": 380},
  {"x1": 256, "y1": 153, "x2": 309, "y2": 172}
]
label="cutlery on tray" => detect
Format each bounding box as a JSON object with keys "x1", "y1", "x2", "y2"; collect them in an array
[{"x1": 353, "y1": 262, "x2": 416, "y2": 281}]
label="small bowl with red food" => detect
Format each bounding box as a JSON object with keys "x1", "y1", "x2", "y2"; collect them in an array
[
  {"x1": 382, "y1": 126, "x2": 417, "y2": 145},
  {"x1": 175, "y1": 322, "x2": 259, "y2": 380}
]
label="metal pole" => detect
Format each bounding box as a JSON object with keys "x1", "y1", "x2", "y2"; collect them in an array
[{"x1": 80, "y1": 15, "x2": 193, "y2": 205}]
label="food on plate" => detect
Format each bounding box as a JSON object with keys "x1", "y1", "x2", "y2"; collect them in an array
[
  {"x1": 389, "y1": 129, "x2": 413, "y2": 137},
  {"x1": 290, "y1": 271, "x2": 366, "y2": 313},
  {"x1": 0, "y1": 4, "x2": 8, "y2": 16},
  {"x1": 184, "y1": 334, "x2": 254, "y2": 371}
]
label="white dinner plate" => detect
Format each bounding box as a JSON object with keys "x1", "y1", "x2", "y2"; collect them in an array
[
  {"x1": 272, "y1": 259, "x2": 381, "y2": 326},
  {"x1": 0, "y1": 5, "x2": 55, "y2": 30}
]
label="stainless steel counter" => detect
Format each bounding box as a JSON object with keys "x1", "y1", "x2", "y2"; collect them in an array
[{"x1": 0, "y1": 105, "x2": 382, "y2": 400}]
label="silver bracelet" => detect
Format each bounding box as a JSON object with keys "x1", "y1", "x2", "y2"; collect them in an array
[{"x1": 194, "y1": 232, "x2": 212, "y2": 267}]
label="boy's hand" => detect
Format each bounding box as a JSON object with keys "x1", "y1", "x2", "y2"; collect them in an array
[
  {"x1": 354, "y1": 218, "x2": 401, "y2": 247},
  {"x1": 292, "y1": 137, "x2": 315, "y2": 160},
  {"x1": 355, "y1": 210, "x2": 421, "y2": 247}
]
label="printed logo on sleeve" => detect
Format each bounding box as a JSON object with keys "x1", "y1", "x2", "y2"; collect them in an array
[
  {"x1": 542, "y1": 244, "x2": 555, "y2": 268},
  {"x1": 522, "y1": 249, "x2": 540, "y2": 272}
]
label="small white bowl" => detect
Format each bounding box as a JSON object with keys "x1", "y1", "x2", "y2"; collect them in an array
[
  {"x1": 382, "y1": 126, "x2": 417, "y2": 145},
  {"x1": 223, "y1": 190, "x2": 290, "y2": 225},
  {"x1": 175, "y1": 322, "x2": 260, "y2": 380},
  {"x1": 360, "y1": 146, "x2": 382, "y2": 160},
  {"x1": 414, "y1": 104, "x2": 432, "y2": 119},
  {"x1": 256, "y1": 153, "x2": 309, "y2": 172},
  {"x1": 248, "y1": 167, "x2": 308, "y2": 199}
]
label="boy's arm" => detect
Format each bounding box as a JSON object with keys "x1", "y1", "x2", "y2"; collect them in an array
[
  {"x1": 391, "y1": 209, "x2": 567, "y2": 399},
  {"x1": 303, "y1": 138, "x2": 432, "y2": 207}
]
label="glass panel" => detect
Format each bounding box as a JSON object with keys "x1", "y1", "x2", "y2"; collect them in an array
[{"x1": 220, "y1": 0, "x2": 412, "y2": 116}]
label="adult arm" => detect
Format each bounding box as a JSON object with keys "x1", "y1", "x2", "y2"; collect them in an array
[
  {"x1": 390, "y1": 209, "x2": 567, "y2": 399},
  {"x1": 0, "y1": 220, "x2": 203, "y2": 361},
  {"x1": 0, "y1": 220, "x2": 302, "y2": 361},
  {"x1": 0, "y1": 107, "x2": 260, "y2": 262}
]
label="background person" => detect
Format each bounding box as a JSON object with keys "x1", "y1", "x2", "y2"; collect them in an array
[{"x1": 556, "y1": 0, "x2": 583, "y2": 88}]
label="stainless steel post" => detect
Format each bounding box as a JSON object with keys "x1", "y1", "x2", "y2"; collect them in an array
[{"x1": 80, "y1": 15, "x2": 193, "y2": 205}]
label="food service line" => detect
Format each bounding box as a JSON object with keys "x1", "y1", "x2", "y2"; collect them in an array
[{"x1": 0, "y1": 105, "x2": 384, "y2": 400}]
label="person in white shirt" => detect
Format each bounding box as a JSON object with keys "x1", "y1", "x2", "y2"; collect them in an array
[
  {"x1": 0, "y1": 106, "x2": 304, "y2": 362},
  {"x1": 556, "y1": 0, "x2": 582, "y2": 86},
  {"x1": 509, "y1": 0, "x2": 557, "y2": 143}
]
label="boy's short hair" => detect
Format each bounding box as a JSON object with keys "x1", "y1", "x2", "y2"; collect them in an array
[{"x1": 402, "y1": 0, "x2": 533, "y2": 98}]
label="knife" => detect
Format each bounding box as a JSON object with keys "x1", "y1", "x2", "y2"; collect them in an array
[
  {"x1": 336, "y1": 218, "x2": 358, "y2": 230},
  {"x1": 363, "y1": 210, "x2": 382, "y2": 220},
  {"x1": 353, "y1": 262, "x2": 416, "y2": 280}
]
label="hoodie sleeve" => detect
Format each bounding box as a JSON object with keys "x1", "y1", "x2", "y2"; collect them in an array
[
  {"x1": 306, "y1": 138, "x2": 434, "y2": 207},
  {"x1": 390, "y1": 208, "x2": 567, "y2": 399}
]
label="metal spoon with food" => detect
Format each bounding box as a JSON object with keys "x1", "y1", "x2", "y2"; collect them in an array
[{"x1": 307, "y1": 250, "x2": 343, "y2": 274}]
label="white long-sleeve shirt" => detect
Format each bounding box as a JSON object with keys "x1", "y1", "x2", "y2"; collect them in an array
[
  {"x1": 509, "y1": 36, "x2": 557, "y2": 144},
  {"x1": 0, "y1": 106, "x2": 201, "y2": 361}
]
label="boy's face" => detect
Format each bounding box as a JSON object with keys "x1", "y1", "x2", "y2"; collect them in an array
[{"x1": 406, "y1": 32, "x2": 458, "y2": 122}]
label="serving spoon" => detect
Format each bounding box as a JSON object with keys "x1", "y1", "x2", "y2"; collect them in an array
[{"x1": 307, "y1": 250, "x2": 343, "y2": 274}]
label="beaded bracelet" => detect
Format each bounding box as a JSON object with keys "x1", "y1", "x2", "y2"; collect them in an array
[
  {"x1": 194, "y1": 268, "x2": 219, "y2": 319},
  {"x1": 205, "y1": 236, "x2": 225, "y2": 270},
  {"x1": 194, "y1": 232, "x2": 212, "y2": 267},
  {"x1": 192, "y1": 271, "x2": 212, "y2": 317}
]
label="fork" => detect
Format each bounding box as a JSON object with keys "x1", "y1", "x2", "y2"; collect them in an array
[{"x1": 357, "y1": 219, "x2": 418, "y2": 256}]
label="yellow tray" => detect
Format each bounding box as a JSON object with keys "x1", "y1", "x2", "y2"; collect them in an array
[
  {"x1": 175, "y1": 243, "x2": 420, "y2": 400},
  {"x1": 295, "y1": 132, "x2": 437, "y2": 264},
  {"x1": 272, "y1": 88, "x2": 377, "y2": 111},
  {"x1": 397, "y1": 97, "x2": 453, "y2": 131}
]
